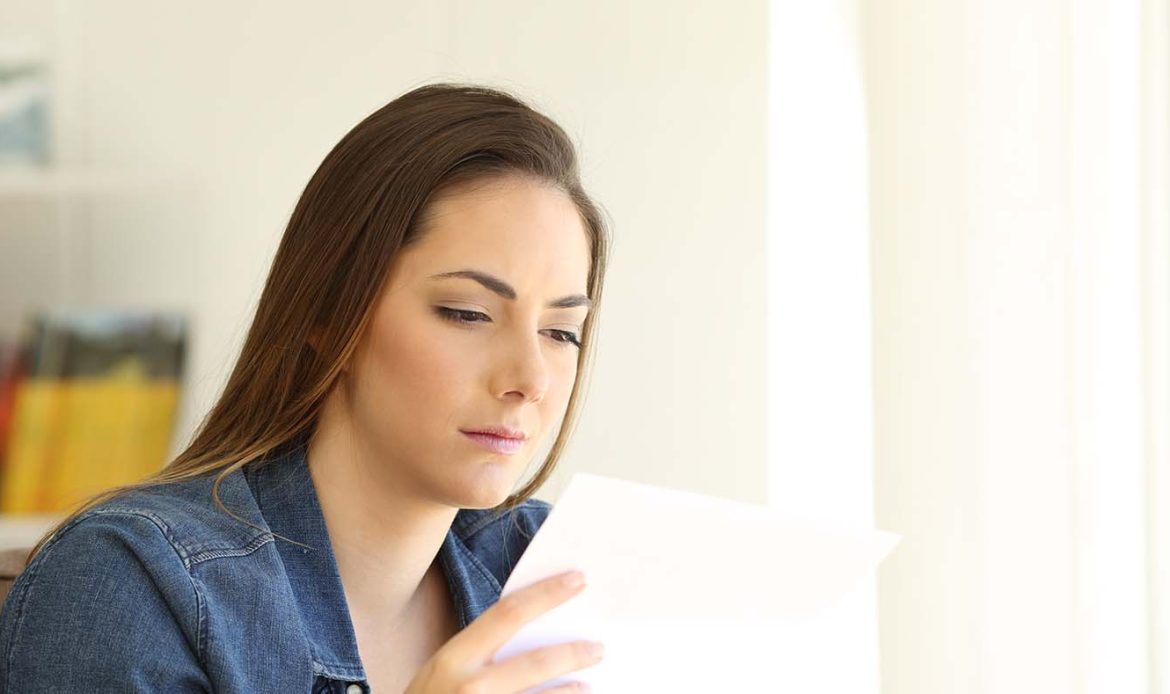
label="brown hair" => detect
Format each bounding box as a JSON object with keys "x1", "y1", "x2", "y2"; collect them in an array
[{"x1": 27, "y1": 81, "x2": 610, "y2": 561}]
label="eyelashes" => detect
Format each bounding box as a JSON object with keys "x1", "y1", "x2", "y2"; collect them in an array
[{"x1": 434, "y1": 307, "x2": 582, "y2": 349}]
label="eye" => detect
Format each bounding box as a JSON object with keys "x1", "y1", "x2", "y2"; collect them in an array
[
  {"x1": 547, "y1": 330, "x2": 583, "y2": 349},
  {"x1": 435, "y1": 307, "x2": 490, "y2": 324},
  {"x1": 434, "y1": 307, "x2": 582, "y2": 349}
]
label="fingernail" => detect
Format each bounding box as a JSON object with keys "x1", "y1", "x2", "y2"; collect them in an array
[
  {"x1": 588, "y1": 641, "x2": 605, "y2": 658},
  {"x1": 562, "y1": 570, "x2": 586, "y2": 588}
]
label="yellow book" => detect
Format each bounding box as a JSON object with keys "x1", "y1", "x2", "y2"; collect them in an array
[
  {"x1": 1, "y1": 380, "x2": 64, "y2": 513},
  {"x1": 44, "y1": 378, "x2": 178, "y2": 513},
  {"x1": 1, "y1": 312, "x2": 187, "y2": 513}
]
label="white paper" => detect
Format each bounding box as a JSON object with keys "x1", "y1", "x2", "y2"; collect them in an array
[{"x1": 489, "y1": 472, "x2": 901, "y2": 692}]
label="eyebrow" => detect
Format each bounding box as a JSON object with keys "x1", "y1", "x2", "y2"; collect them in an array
[{"x1": 429, "y1": 269, "x2": 593, "y2": 309}]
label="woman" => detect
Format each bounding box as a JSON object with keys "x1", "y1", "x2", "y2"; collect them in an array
[{"x1": 0, "y1": 82, "x2": 610, "y2": 693}]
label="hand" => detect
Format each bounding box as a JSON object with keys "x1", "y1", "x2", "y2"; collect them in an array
[{"x1": 404, "y1": 570, "x2": 603, "y2": 693}]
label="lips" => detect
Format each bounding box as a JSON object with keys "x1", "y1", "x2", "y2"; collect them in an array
[
  {"x1": 461, "y1": 431, "x2": 525, "y2": 455},
  {"x1": 461, "y1": 425, "x2": 526, "y2": 440}
]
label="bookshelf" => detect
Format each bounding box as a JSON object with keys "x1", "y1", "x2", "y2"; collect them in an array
[
  {"x1": 0, "y1": 167, "x2": 181, "y2": 198},
  {"x1": 0, "y1": 17, "x2": 191, "y2": 536},
  {"x1": 0, "y1": 168, "x2": 190, "y2": 523},
  {"x1": 0, "y1": 164, "x2": 192, "y2": 340}
]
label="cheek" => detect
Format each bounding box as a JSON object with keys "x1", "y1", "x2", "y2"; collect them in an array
[
  {"x1": 542, "y1": 354, "x2": 579, "y2": 417},
  {"x1": 375, "y1": 319, "x2": 473, "y2": 423}
]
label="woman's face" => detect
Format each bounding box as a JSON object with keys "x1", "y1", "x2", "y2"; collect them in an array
[{"x1": 339, "y1": 175, "x2": 592, "y2": 509}]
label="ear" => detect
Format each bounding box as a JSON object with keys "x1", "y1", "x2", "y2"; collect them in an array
[
  {"x1": 307, "y1": 329, "x2": 322, "y2": 356},
  {"x1": 309, "y1": 328, "x2": 353, "y2": 376}
]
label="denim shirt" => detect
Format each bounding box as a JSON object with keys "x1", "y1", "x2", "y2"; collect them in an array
[{"x1": 0, "y1": 435, "x2": 552, "y2": 693}]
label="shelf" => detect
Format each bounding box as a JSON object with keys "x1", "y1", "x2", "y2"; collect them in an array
[
  {"x1": 0, "y1": 514, "x2": 62, "y2": 551},
  {"x1": 0, "y1": 167, "x2": 186, "y2": 198}
]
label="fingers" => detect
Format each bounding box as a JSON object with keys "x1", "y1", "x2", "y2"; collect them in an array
[
  {"x1": 541, "y1": 682, "x2": 594, "y2": 693},
  {"x1": 468, "y1": 639, "x2": 604, "y2": 693},
  {"x1": 445, "y1": 570, "x2": 588, "y2": 665}
]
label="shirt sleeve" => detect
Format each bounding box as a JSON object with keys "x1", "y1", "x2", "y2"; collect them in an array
[{"x1": 0, "y1": 511, "x2": 212, "y2": 692}]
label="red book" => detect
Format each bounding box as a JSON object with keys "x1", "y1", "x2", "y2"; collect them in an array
[{"x1": 0, "y1": 342, "x2": 29, "y2": 484}]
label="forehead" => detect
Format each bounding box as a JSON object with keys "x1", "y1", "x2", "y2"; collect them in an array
[{"x1": 390, "y1": 176, "x2": 591, "y2": 291}]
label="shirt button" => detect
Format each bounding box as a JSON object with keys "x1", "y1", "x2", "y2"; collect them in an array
[{"x1": 346, "y1": 685, "x2": 363, "y2": 694}]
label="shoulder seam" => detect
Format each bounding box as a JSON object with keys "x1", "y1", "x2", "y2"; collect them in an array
[
  {"x1": 90, "y1": 504, "x2": 273, "y2": 566},
  {"x1": 3, "y1": 508, "x2": 211, "y2": 675},
  {"x1": 3, "y1": 508, "x2": 133, "y2": 688},
  {"x1": 187, "y1": 532, "x2": 274, "y2": 566}
]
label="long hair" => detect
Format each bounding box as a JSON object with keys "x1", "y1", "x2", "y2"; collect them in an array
[{"x1": 27, "y1": 82, "x2": 610, "y2": 561}]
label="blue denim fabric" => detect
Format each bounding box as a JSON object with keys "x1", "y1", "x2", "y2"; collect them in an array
[{"x1": 0, "y1": 434, "x2": 551, "y2": 692}]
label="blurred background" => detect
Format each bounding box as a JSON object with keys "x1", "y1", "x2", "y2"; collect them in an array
[{"x1": 1, "y1": 1, "x2": 1167, "y2": 692}]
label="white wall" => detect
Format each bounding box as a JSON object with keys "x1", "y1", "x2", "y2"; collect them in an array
[
  {"x1": 863, "y1": 1, "x2": 1156, "y2": 692},
  {"x1": 0, "y1": 1, "x2": 768, "y2": 507},
  {"x1": 1144, "y1": 0, "x2": 1170, "y2": 688},
  {"x1": 861, "y1": 3, "x2": 985, "y2": 689}
]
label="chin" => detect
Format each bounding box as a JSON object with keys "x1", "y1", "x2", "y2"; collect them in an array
[
  {"x1": 441, "y1": 463, "x2": 518, "y2": 509},
  {"x1": 444, "y1": 489, "x2": 510, "y2": 510}
]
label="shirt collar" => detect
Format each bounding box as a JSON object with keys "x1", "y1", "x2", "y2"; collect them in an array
[{"x1": 241, "y1": 434, "x2": 504, "y2": 681}]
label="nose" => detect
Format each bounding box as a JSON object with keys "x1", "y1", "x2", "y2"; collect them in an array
[{"x1": 491, "y1": 330, "x2": 551, "y2": 404}]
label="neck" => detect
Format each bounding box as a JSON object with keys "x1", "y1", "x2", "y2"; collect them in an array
[{"x1": 306, "y1": 424, "x2": 458, "y2": 627}]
